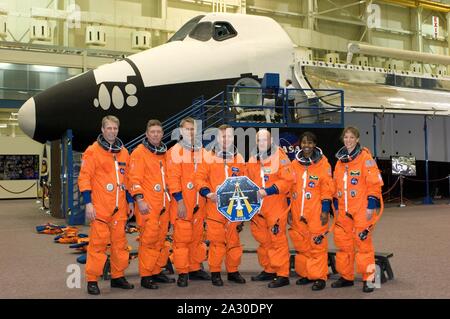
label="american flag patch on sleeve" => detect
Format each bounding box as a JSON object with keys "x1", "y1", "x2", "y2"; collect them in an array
[{"x1": 366, "y1": 160, "x2": 376, "y2": 167}]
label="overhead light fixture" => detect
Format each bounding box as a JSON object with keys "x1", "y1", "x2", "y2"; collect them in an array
[
  {"x1": 31, "y1": 65, "x2": 62, "y2": 73},
  {"x1": 0, "y1": 63, "x2": 12, "y2": 69},
  {"x1": 0, "y1": 124, "x2": 7, "y2": 128}
]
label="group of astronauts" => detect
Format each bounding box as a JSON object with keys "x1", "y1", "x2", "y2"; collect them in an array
[{"x1": 78, "y1": 115, "x2": 383, "y2": 296}]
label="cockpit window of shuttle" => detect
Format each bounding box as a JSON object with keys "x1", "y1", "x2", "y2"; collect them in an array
[
  {"x1": 189, "y1": 22, "x2": 213, "y2": 42},
  {"x1": 213, "y1": 22, "x2": 237, "y2": 41},
  {"x1": 168, "y1": 15, "x2": 205, "y2": 42}
]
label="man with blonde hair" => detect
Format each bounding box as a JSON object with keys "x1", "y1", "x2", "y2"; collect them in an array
[
  {"x1": 78, "y1": 115, "x2": 135, "y2": 295},
  {"x1": 167, "y1": 117, "x2": 210, "y2": 287}
]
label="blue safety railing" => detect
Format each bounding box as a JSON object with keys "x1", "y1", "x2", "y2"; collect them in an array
[
  {"x1": 125, "y1": 86, "x2": 344, "y2": 151},
  {"x1": 224, "y1": 86, "x2": 344, "y2": 128}
]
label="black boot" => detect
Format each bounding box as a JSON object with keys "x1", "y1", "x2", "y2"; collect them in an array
[
  {"x1": 312, "y1": 279, "x2": 326, "y2": 291},
  {"x1": 331, "y1": 277, "x2": 354, "y2": 288},
  {"x1": 251, "y1": 271, "x2": 276, "y2": 281},
  {"x1": 227, "y1": 271, "x2": 246, "y2": 284},
  {"x1": 363, "y1": 281, "x2": 375, "y2": 293},
  {"x1": 111, "y1": 277, "x2": 134, "y2": 289},
  {"x1": 211, "y1": 272, "x2": 223, "y2": 286},
  {"x1": 152, "y1": 272, "x2": 176, "y2": 283},
  {"x1": 87, "y1": 281, "x2": 100, "y2": 295},
  {"x1": 296, "y1": 277, "x2": 313, "y2": 285},
  {"x1": 189, "y1": 269, "x2": 211, "y2": 281},
  {"x1": 177, "y1": 273, "x2": 189, "y2": 287},
  {"x1": 268, "y1": 276, "x2": 290, "y2": 288},
  {"x1": 141, "y1": 276, "x2": 159, "y2": 289}
]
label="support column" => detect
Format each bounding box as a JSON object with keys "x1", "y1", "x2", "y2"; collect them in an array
[
  {"x1": 239, "y1": 0, "x2": 246, "y2": 14},
  {"x1": 10, "y1": 123, "x2": 16, "y2": 138},
  {"x1": 307, "y1": 0, "x2": 316, "y2": 31},
  {"x1": 50, "y1": 139, "x2": 63, "y2": 218},
  {"x1": 364, "y1": 0, "x2": 374, "y2": 43},
  {"x1": 411, "y1": 7, "x2": 423, "y2": 53},
  {"x1": 399, "y1": 175, "x2": 406, "y2": 207},
  {"x1": 161, "y1": 0, "x2": 167, "y2": 20},
  {"x1": 372, "y1": 113, "x2": 377, "y2": 159},
  {"x1": 423, "y1": 116, "x2": 433, "y2": 205},
  {"x1": 447, "y1": 12, "x2": 450, "y2": 55}
]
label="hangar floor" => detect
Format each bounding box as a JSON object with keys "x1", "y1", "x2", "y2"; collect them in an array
[{"x1": 1, "y1": 199, "x2": 449, "y2": 299}]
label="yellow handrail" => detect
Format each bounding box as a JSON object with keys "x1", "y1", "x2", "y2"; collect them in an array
[{"x1": 381, "y1": 0, "x2": 450, "y2": 13}]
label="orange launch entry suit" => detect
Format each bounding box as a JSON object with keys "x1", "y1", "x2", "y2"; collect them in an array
[
  {"x1": 247, "y1": 147, "x2": 294, "y2": 278},
  {"x1": 289, "y1": 150, "x2": 333, "y2": 281},
  {"x1": 128, "y1": 143, "x2": 171, "y2": 277},
  {"x1": 78, "y1": 140, "x2": 131, "y2": 282},
  {"x1": 333, "y1": 146, "x2": 383, "y2": 281},
  {"x1": 167, "y1": 142, "x2": 207, "y2": 274},
  {"x1": 194, "y1": 149, "x2": 246, "y2": 273}
]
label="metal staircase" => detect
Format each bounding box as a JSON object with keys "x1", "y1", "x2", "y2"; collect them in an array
[
  {"x1": 125, "y1": 85, "x2": 345, "y2": 151},
  {"x1": 125, "y1": 91, "x2": 227, "y2": 151}
]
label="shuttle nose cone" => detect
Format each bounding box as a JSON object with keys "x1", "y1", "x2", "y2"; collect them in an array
[{"x1": 18, "y1": 97, "x2": 36, "y2": 139}]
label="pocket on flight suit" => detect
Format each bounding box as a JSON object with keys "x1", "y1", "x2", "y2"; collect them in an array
[{"x1": 174, "y1": 219, "x2": 193, "y2": 244}]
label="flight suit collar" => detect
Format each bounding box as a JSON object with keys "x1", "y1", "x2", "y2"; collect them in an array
[
  {"x1": 96, "y1": 134, "x2": 123, "y2": 153},
  {"x1": 296, "y1": 147, "x2": 323, "y2": 166},
  {"x1": 206, "y1": 142, "x2": 237, "y2": 160},
  {"x1": 142, "y1": 137, "x2": 167, "y2": 155},
  {"x1": 252, "y1": 143, "x2": 278, "y2": 162},
  {"x1": 178, "y1": 138, "x2": 202, "y2": 152},
  {"x1": 336, "y1": 143, "x2": 362, "y2": 163}
]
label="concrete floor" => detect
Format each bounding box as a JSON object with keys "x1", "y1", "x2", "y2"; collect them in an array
[{"x1": 0, "y1": 198, "x2": 449, "y2": 299}]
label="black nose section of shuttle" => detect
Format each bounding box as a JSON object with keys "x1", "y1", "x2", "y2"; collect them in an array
[
  {"x1": 28, "y1": 68, "x2": 145, "y2": 150},
  {"x1": 30, "y1": 70, "x2": 99, "y2": 144}
]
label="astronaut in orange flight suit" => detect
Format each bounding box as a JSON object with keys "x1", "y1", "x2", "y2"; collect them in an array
[
  {"x1": 166, "y1": 117, "x2": 210, "y2": 287},
  {"x1": 331, "y1": 126, "x2": 383, "y2": 293},
  {"x1": 289, "y1": 131, "x2": 334, "y2": 291},
  {"x1": 246, "y1": 129, "x2": 295, "y2": 288},
  {"x1": 194, "y1": 124, "x2": 247, "y2": 286},
  {"x1": 128, "y1": 119, "x2": 175, "y2": 290},
  {"x1": 78, "y1": 115, "x2": 135, "y2": 295}
]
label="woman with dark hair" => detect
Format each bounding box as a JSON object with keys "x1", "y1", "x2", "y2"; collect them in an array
[
  {"x1": 289, "y1": 131, "x2": 334, "y2": 291},
  {"x1": 332, "y1": 126, "x2": 383, "y2": 293}
]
